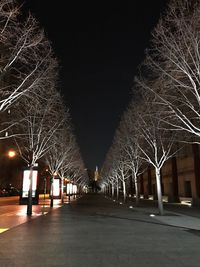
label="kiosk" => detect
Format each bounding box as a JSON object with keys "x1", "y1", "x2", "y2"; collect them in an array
[
  {"x1": 19, "y1": 167, "x2": 39, "y2": 205},
  {"x1": 50, "y1": 177, "x2": 61, "y2": 199}
]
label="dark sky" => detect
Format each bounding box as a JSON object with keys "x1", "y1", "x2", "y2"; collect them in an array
[{"x1": 20, "y1": 1, "x2": 168, "y2": 170}]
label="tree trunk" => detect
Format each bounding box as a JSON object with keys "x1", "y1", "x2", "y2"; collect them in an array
[
  {"x1": 61, "y1": 178, "x2": 64, "y2": 204},
  {"x1": 109, "y1": 183, "x2": 112, "y2": 196},
  {"x1": 155, "y1": 167, "x2": 164, "y2": 215},
  {"x1": 147, "y1": 166, "x2": 152, "y2": 195},
  {"x1": 134, "y1": 174, "x2": 139, "y2": 206},
  {"x1": 122, "y1": 180, "x2": 126, "y2": 202},
  {"x1": 27, "y1": 165, "x2": 33, "y2": 216},
  {"x1": 111, "y1": 183, "x2": 114, "y2": 198},
  {"x1": 129, "y1": 174, "x2": 134, "y2": 197},
  {"x1": 50, "y1": 176, "x2": 54, "y2": 207},
  {"x1": 116, "y1": 179, "x2": 119, "y2": 200}
]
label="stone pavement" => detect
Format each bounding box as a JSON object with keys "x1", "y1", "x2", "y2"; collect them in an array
[
  {"x1": 0, "y1": 195, "x2": 66, "y2": 233},
  {"x1": 0, "y1": 194, "x2": 200, "y2": 267},
  {"x1": 109, "y1": 197, "x2": 200, "y2": 231}
]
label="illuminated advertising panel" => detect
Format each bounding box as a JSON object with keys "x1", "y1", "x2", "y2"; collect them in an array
[
  {"x1": 53, "y1": 178, "x2": 60, "y2": 197},
  {"x1": 73, "y1": 184, "x2": 77, "y2": 194},
  {"x1": 67, "y1": 183, "x2": 73, "y2": 195},
  {"x1": 22, "y1": 170, "x2": 38, "y2": 198}
]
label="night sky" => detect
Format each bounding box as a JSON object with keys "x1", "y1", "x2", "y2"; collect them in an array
[{"x1": 20, "y1": 1, "x2": 168, "y2": 170}]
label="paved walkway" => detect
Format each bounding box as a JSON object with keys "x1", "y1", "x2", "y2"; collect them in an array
[
  {"x1": 0, "y1": 195, "x2": 68, "y2": 232},
  {"x1": 0, "y1": 194, "x2": 200, "y2": 267},
  {"x1": 109, "y1": 197, "x2": 200, "y2": 230}
]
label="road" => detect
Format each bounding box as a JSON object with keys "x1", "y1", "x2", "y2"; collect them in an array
[{"x1": 0, "y1": 194, "x2": 199, "y2": 266}]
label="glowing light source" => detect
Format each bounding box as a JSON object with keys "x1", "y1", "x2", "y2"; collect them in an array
[
  {"x1": 0, "y1": 228, "x2": 9, "y2": 233},
  {"x1": 22, "y1": 170, "x2": 38, "y2": 198},
  {"x1": 72, "y1": 184, "x2": 77, "y2": 194},
  {"x1": 181, "y1": 200, "x2": 192, "y2": 207},
  {"x1": 67, "y1": 183, "x2": 73, "y2": 195},
  {"x1": 8, "y1": 150, "x2": 16, "y2": 158},
  {"x1": 53, "y1": 178, "x2": 60, "y2": 197}
]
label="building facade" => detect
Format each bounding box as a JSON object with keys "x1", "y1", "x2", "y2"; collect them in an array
[{"x1": 139, "y1": 144, "x2": 200, "y2": 206}]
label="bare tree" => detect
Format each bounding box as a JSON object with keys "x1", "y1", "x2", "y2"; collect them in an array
[
  {"x1": 101, "y1": 148, "x2": 119, "y2": 198},
  {"x1": 131, "y1": 86, "x2": 179, "y2": 215},
  {"x1": 118, "y1": 109, "x2": 145, "y2": 205},
  {"x1": 0, "y1": 0, "x2": 56, "y2": 138},
  {"x1": 103, "y1": 135, "x2": 130, "y2": 202},
  {"x1": 13, "y1": 87, "x2": 65, "y2": 215},
  {"x1": 58, "y1": 139, "x2": 79, "y2": 180},
  {"x1": 47, "y1": 128, "x2": 87, "y2": 202},
  {"x1": 52, "y1": 132, "x2": 87, "y2": 197},
  {"x1": 142, "y1": 0, "x2": 200, "y2": 142},
  {"x1": 70, "y1": 156, "x2": 86, "y2": 186},
  {"x1": 77, "y1": 167, "x2": 89, "y2": 193},
  {"x1": 45, "y1": 114, "x2": 73, "y2": 205},
  {"x1": 101, "y1": 112, "x2": 143, "y2": 203}
]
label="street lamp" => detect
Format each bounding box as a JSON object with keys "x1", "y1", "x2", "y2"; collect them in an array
[{"x1": 7, "y1": 150, "x2": 16, "y2": 158}]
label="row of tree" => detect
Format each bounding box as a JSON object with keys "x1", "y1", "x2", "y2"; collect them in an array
[
  {"x1": 0, "y1": 0, "x2": 88, "y2": 213},
  {"x1": 101, "y1": 0, "x2": 200, "y2": 215}
]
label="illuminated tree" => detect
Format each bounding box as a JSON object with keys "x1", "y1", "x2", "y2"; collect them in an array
[
  {"x1": 141, "y1": 0, "x2": 200, "y2": 142},
  {"x1": 58, "y1": 142, "x2": 87, "y2": 191},
  {"x1": 130, "y1": 86, "x2": 179, "y2": 215},
  {"x1": 46, "y1": 126, "x2": 86, "y2": 204},
  {"x1": 101, "y1": 150, "x2": 120, "y2": 198},
  {"x1": 13, "y1": 87, "x2": 65, "y2": 215},
  {"x1": 68, "y1": 155, "x2": 86, "y2": 186},
  {"x1": 0, "y1": 0, "x2": 86, "y2": 213},
  {"x1": 116, "y1": 109, "x2": 145, "y2": 205},
  {"x1": 0, "y1": 0, "x2": 56, "y2": 138},
  {"x1": 102, "y1": 136, "x2": 130, "y2": 202},
  {"x1": 44, "y1": 113, "x2": 72, "y2": 204}
]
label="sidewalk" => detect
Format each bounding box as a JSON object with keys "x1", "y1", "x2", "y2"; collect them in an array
[
  {"x1": 107, "y1": 196, "x2": 200, "y2": 231},
  {"x1": 0, "y1": 194, "x2": 78, "y2": 233}
]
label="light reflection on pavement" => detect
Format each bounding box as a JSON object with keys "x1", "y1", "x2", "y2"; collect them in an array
[{"x1": 0, "y1": 195, "x2": 74, "y2": 233}]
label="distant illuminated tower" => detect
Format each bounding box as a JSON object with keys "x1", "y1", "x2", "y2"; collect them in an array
[{"x1": 94, "y1": 166, "x2": 99, "y2": 181}]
